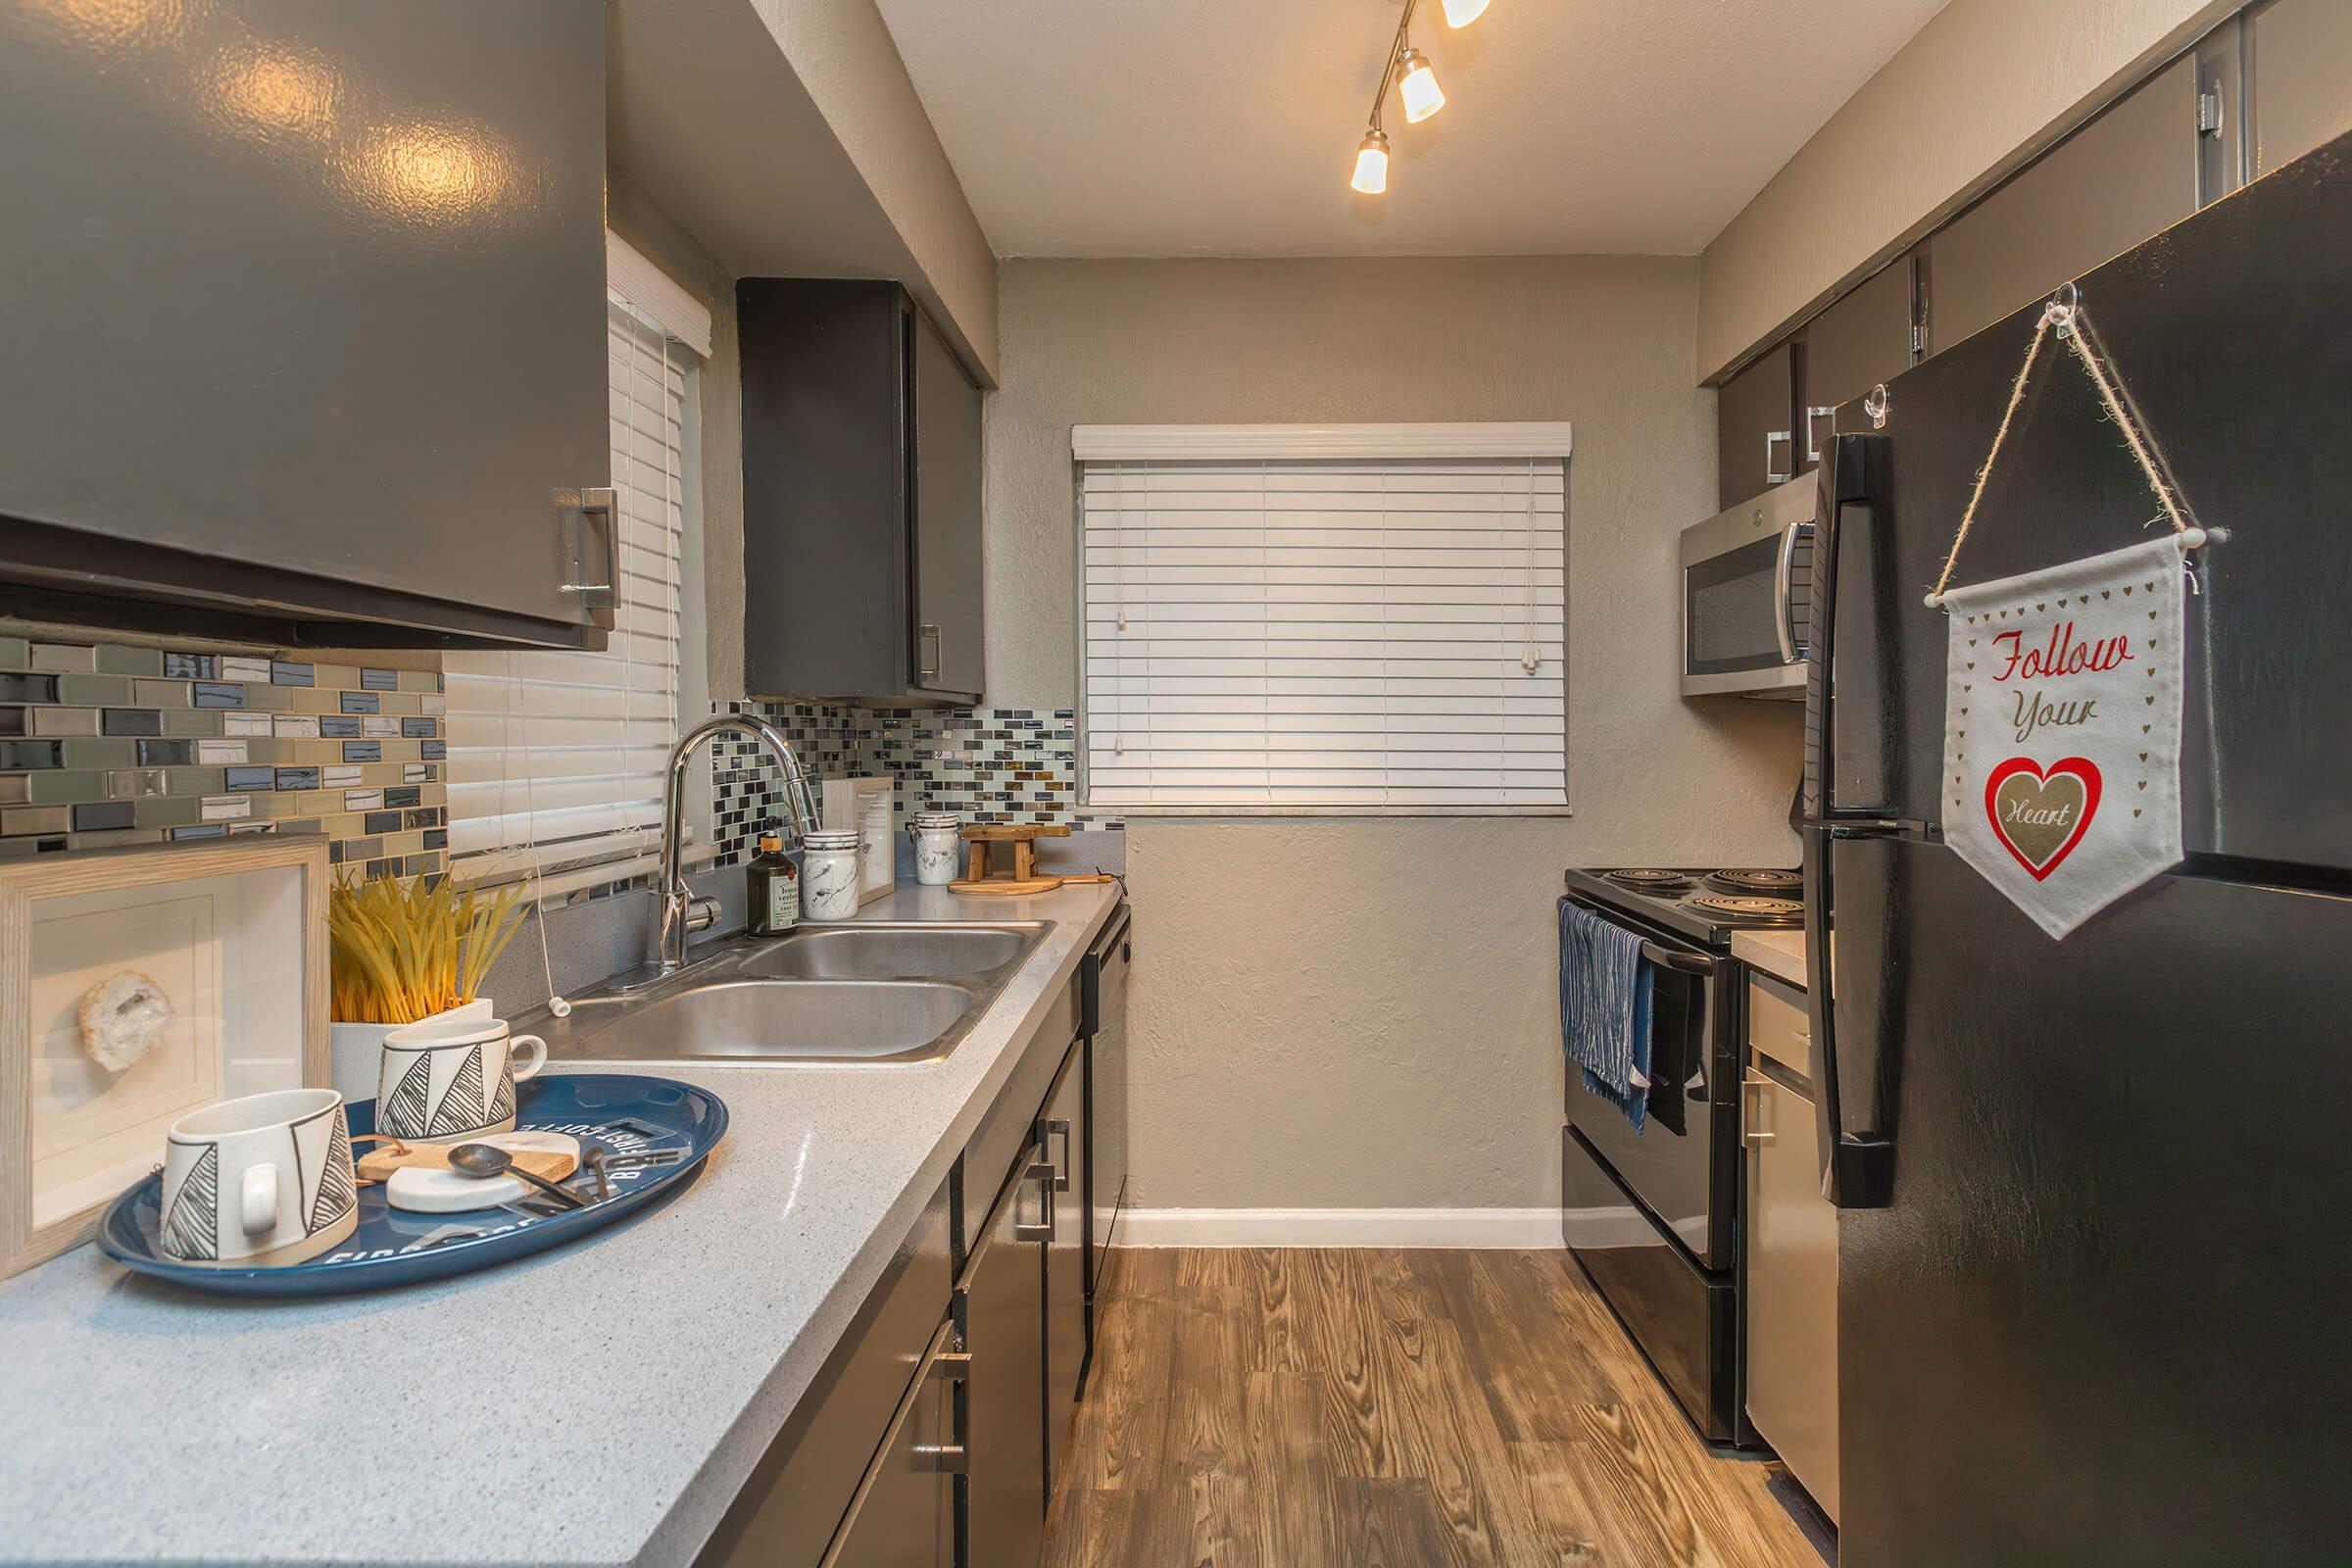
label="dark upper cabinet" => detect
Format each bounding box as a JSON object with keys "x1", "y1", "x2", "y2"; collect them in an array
[
  {"x1": 910, "y1": 312, "x2": 987, "y2": 698},
  {"x1": 1716, "y1": 342, "x2": 1800, "y2": 511},
  {"x1": 1796, "y1": 257, "x2": 1918, "y2": 474},
  {"x1": 2250, "y1": 0, "x2": 2352, "y2": 177},
  {"x1": 1924, "y1": 54, "x2": 2200, "y2": 354},
  {"x1": 740, "y1": 279, "x2": 986, "y2": 706},
  {"x1": 0, "y1": 1, "x2": 612, "y2": 649}
]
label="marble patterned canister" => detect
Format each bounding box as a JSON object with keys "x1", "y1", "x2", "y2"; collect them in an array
[
  {"x1": 910, "y1": 811, "x2": 961, "y2": 886},
  {"x1": 801, "y1": 829, "x2": 862, "y2": 921}
]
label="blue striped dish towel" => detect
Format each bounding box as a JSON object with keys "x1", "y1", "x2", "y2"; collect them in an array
[{"x1": 1558, "y1": 898, "x2": 1654, "y2": 1132}]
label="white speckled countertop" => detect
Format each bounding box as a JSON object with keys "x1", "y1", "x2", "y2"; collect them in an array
[
  {"x1": 0, "y1": 880, "x2": 1120, "y2": 1568},
  {"x1": 1731, "y1": 928, "x2": 1807, "y2": 989}
]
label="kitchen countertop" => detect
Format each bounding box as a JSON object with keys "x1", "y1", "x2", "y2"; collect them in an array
[
  {"x1": 1732, "y1": 927, "x2": 1807, "y2": 989},
  {"x1": 0, "y1": 879, "x2": 1121, "y2": 1568}
]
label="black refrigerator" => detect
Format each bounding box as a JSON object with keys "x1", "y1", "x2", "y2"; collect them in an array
[{"x1": 1804, "y1": 134, "x2": 2352, "y2": 1563}]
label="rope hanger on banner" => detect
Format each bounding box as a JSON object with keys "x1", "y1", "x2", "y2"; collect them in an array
[{"x1": 1923, "y1": 282, "x2": 2210, "y2": 611}]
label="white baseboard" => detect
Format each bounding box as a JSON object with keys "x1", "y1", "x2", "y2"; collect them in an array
[{"x1": 1115, "y1": 1207, "x2": 1563, "y2": 1249}]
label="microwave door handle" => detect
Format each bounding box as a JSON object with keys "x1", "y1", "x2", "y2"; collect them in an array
[{"x1": 1773, "y1": 520, "x2": 1801, "y2": 664}]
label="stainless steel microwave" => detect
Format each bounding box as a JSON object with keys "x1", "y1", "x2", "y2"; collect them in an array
[{"x1": 1680, "y1": 473, "x2": 1814, "y2": 698}]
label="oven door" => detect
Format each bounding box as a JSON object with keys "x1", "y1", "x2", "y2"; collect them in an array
[
  {"x1": 1563, "y1": 912, "x2": 1738, "y2": 1271},
  {"x1": 1680, "y1": 477, "x2": 1813, "y2": 697}
]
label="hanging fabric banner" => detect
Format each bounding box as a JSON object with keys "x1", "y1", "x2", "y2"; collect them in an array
[
  {"x1": 1940, "y1": 535, "x2": 2187, "y2": 938},
  {"x1": 1927, "y1": 286, "x2": 2207, "y2": 939}
]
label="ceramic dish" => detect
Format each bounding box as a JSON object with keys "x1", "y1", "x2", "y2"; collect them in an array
[{"x1": 96, "y1": 1074, "x2": 725, "y2": 1298}]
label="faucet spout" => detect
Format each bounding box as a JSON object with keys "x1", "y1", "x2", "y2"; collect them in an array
[{"x1": 653, "y1": 714, "x2": 819, "y2": 973}]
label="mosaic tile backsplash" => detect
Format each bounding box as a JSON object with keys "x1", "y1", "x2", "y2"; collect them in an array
[
  {"x1": 0, "y1": 634, "x2": 447, "y2": 880},
  {"x1": 710, "y1": 703, "x2": 1120, "y2": 868}
]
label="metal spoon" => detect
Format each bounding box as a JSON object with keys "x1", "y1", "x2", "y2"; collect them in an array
[{"x1": 446, "y1": 1143, "x2": 587, "y2": 1208}]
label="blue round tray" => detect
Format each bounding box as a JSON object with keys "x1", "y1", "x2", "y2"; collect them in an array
[{"x1": 96, "y1": 1073, "x2": 726, "y2": 1298}]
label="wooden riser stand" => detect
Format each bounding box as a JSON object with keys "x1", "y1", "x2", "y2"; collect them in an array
[{"x1": 949, "y1": 823, "x2": 1113, "y2": 896}]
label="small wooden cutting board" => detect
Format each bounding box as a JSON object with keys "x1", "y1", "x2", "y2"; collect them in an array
[{"x1": 354, "y1": 1135, "x2": 578, "y2": 1186}]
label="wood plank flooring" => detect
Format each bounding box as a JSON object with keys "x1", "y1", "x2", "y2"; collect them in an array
[{"x1": 1044, "y1": 1249, "x2": 1819, "y2": 1568}]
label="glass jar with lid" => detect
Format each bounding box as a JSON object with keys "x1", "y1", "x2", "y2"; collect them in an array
[
  {"x1": 908, "y1": 810, "x2": 962, "y2": 886},
  {"x1": 800, "y1": 828, "x2": 863, "y2": 922}
]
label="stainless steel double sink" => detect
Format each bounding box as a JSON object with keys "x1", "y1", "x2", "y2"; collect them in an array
[{"x1": 534, "y1": 921, "x2": 1049, "y2": 1065}]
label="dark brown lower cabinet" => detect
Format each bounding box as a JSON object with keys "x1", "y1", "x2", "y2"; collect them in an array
[
  {"x1": 1039, "y1": 1049, "x2": 1088, "y2": 1496},
  {"x1": 820, "y1": 1323, "x2": 960, "y2": 1568},
  {"x1": 959, "y1": 1133, "x2": 1052, "y2": 1568},
  {"x1": 699, "y1": 993, "x2": 1110, "y2": 1568},
  {"x1": 696, "y1": 1185, "x2": 955, "y2": 1568}
]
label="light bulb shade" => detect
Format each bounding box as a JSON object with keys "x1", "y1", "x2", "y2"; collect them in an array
[
  {"x1": 1396, "y1": 49, "x2": 1445, "y2": 122},
  {"x1": 1350, "y1": 128, "x2": 1391, "y2": 194},
  {"x1": 1441, "y1": 0, "x2": 1490, "y2": 25}
]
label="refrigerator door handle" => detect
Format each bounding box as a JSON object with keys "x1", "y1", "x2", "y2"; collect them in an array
[{"x1": 1804, "y1": 435, "x2": 1898, "y2": 1209}]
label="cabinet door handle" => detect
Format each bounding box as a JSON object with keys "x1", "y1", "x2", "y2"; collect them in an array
[
  {"x1": 1013, "y1": 1158, "x2": 1055, "y2": 1241},
  {"x1": 1743, "y1": 1071, "x2": 1776, "y2": 1146},
  {"x1": 1044, "y1": 1117, "x2": 1072, "y2": 1193},
  {"x1": 558, "y1": 486, "x2": 618, "y2": 631},
  {"x1": 1765, "y1": 430, "x2": 1795, "y2": 486},
  {"x1": 918, "y1": 622, "x2": 942, "y2": 682},
  {"x1": 1804, "y1": 406, "x2": 1838, "y2": 465}
]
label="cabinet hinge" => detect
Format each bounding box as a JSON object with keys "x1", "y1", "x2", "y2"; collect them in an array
[
  {"x1": 1909, "y1": 321, "x2": 1926, "y2": 355},
  {"x1": 2196, "y1": 85, "x2": 2224, "y2": 136}
]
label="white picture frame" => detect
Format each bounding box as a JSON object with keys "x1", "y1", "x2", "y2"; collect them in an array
[
  {"x1": 1, "y1": 836, "x2": 330, "y2": 1278},
  {"x1": 821, "y1": 776, "x2": 897, "y2": 908}
]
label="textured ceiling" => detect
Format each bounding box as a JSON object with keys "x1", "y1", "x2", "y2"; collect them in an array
[{"x1": 875, "y1": 0, "x2": 1950, "y2": 259}]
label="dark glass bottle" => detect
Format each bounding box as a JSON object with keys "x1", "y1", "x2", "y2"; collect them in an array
[{"x1": 746, "y1": 834, "x2": 800, "y2": 937}]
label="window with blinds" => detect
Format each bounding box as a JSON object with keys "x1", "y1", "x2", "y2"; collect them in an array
[
  {"x1": 442, "y1": 249, "x2": 702, "y2": 889},
  {"x1": 1077, "y1": 425, "x2": 1570, "y2": 812}
]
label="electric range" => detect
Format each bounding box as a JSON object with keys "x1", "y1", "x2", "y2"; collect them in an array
[
  {"x1": 1556, "y1": 864, "x2": 1804, "y2": 1447},
  {"x1": 1560, "y1": 865, "x2": 1804, "y2": 948}
]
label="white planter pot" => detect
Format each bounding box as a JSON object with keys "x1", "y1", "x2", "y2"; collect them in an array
[{"x1": 329, "y1": 998, "x2": 495, "y2": 1106}]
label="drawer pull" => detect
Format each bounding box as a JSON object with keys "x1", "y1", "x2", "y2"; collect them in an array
[
  {"x1": 1744, "y1": 1071, "x2": 1775, "y2": 1146},
  {"x1": 1045, "y1": 1117, "x2": 1073, "y2": 1193},
  {"x1": 1013, "y1": 1159, "x2": 1055, "y2": 1241},
  {"x1": 911, "y1": 1441, "x2": 967, "y2": 1475}
]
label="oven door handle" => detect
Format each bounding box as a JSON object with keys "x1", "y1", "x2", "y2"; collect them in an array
[{"x1": 1640, "y1": 942, "x2": 1714, "y2": 977}]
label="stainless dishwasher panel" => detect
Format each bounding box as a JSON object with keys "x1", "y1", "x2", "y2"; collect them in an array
[
  {"x1": 1082, "y1": 908, "x2": 1130, "y2": 1311},
  {"x1": 957, "y1": 1137, "x2": 1050, "y2": 1568}
]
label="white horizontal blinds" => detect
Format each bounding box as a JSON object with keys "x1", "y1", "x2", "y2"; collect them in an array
[
  {"x1": 1083, "y1": 456, "x2": 1566, "y2": 809},
  {"x1": 443, "y1": 293, "x2": 687, "y2": 879}
]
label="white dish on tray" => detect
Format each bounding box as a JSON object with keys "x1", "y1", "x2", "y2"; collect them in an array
[{"x1": 384, "y1": 1130, "x2": 581, "y2": 1213}]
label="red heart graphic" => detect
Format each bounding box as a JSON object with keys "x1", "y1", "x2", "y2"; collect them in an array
[{"x1": 1984, "y1": 757, "x2": 2102, "y2": 881}]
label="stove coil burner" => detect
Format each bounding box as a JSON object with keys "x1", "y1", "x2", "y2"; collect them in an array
[
  {"x1": 1685, "y1": 894, "x2": 1805, "y2": 925},
  {"x1": 1707, "y1": 868, "x2": 1804, "y2": 896},
  {"x1": 1604, "y1": 868, "x2": 1694, "y2": 892}
]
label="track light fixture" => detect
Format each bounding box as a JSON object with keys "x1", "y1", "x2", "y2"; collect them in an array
[
  {"x1": 1347, "y1": 0, "x2": 1488, "y2": 196},
  {"x1": 1351, "y1": 127, "x2": 1392, "y2": 194},
  {"x1": 1395, "y1": 46, "x2": 1445, "y2": 122}
]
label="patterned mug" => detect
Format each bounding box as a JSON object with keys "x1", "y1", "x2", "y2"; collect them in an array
[
  {"x1": 158, "y1": 1088, "x2": 359, "y2": 1266},
  {"x1": 376, "y1": 1016, "x2": 547, "y2": 1145}
]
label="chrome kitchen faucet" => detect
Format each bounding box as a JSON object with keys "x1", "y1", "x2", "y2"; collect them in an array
[{"x1": 652, "y1": 715, "x2": 820, "y2": 975}]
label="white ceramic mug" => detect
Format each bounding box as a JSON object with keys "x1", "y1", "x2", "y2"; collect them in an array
[
  {"x1": 159, "y1": 1088, "x2": 359, "y2": 1266},
  {"x1": 377, "y1": 1016, "x2": 546, "y2": 1145}
]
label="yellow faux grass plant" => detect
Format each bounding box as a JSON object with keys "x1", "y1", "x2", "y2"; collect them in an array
[{"x1": 328, "y1": 872, "x2": 527, "y2": 1025}]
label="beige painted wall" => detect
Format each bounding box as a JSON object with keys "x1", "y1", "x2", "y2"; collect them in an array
[
  {"x1": 1695, "y1": 0, "x2": 2230, "y2": 379},
  {"x1": 989, "y1": 258, "x2": 1802, "y2": 1210},
  {"x1": 750, "y1": 0, "x2": 1000, "y2": 382}
]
